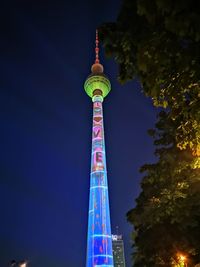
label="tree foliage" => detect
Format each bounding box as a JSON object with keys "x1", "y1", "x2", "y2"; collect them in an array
[
  {"x1": 100, "y1": 0, "x2": 200, "y2": 155},
  {"x1": 127, "y1": 111, "x2": 200, "y2": 266},
  {"x1": 100, "y1": 0, "x2": 200, "y2": 265}
]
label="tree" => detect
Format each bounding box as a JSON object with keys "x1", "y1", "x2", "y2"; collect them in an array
[
  {"x1": 127, "y1": 111, "x2": 200, "y2": 266},
  {"x1": 100, "y1": 1, "x2": 200, "y2": 264},
  {"x1": 100, "y1": 0, "x2": 200, "y2": 155}
]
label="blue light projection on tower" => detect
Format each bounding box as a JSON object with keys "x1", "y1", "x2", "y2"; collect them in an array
[{"x1": 84, "y1": 31, "x2": 114, "y2": 267}]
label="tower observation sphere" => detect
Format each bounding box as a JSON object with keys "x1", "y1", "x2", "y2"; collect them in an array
[
  {"x1": 84, "y1": 32, "x2": 111, "y2": 101},
  {"x1": 85, "y1": 30, "x2": 114, "y2": 267},
  {"x1": 84, "y1": 71, "x2": 111, "y2": 101}
]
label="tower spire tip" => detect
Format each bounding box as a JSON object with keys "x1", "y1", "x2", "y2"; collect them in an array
[
  {"x1": 95, "y1": 29, "x2": 100, "y2": 64},
  {"x1": 91, "y1": 29, "x2": 104, "y2": 74}
]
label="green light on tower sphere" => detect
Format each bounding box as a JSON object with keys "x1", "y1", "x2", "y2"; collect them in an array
[{"x1": 84, "y1": 75, "x2": 111, "y2": 99}]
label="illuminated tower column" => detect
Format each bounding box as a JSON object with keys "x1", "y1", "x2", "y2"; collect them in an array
[{"x1": 84, "y1": 31, "x2": 114, "y2": 267}]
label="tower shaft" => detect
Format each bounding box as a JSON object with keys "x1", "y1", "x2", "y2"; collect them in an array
[{"x1": 86, "y1": 95, "x2": 114, "y2": 267}]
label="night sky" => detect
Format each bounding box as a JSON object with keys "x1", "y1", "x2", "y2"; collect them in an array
[{"x1": 0, "y1": 1, "x2": 156, "y2": 266}]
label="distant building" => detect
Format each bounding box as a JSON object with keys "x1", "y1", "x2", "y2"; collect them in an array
[{"x1": 112, "y1": 234, "x2": 126, "y2": 267}]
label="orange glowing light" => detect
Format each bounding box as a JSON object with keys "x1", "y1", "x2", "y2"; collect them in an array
[
  {"x1": 180, "y1": 255, "x2": 186, "y2": 261},
  {"x1": 177, "y1": 253, "x2": 187, "y2": 263}
]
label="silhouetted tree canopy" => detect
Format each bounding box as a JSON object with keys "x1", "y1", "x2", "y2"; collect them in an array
[
  {"x1": 100, "y1": 0, "x2": 200, "y2": 155},
  {"x1": 127, "y1": 111, "x2": 200, "y2": 266},
  {"x1": 100, "y1": 0, "x2": 200, "y2": 266}
]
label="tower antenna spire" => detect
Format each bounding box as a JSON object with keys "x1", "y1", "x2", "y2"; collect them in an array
[{"x1": 95, "y1": 29, "x2": 100, "y2": 64}]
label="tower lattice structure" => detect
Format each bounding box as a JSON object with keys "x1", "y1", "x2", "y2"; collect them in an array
[{"x1": 84, "y1": 31, "x2": 114, "y2": 267}]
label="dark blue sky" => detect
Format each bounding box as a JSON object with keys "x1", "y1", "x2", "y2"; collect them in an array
[{"x1": 0, "y1": 0, "x2": 156, "y2": 266}]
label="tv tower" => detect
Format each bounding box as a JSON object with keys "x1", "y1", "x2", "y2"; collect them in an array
[{"x1": 84, "y1": 31, "x2": 114, "y2": 267}]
